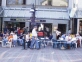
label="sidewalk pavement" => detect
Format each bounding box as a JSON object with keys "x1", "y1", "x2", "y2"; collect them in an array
[{"x1": 0, "y1": 46, "x2": 82, "y2": 62}]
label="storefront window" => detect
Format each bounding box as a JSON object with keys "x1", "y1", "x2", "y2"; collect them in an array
[
  {"x1": 7, "y1": 0, "x2": 68, "y2": 6},
  {"x1": 41, "y1": 0, "x2": 68, "y2": 7},
  {"x1": 79, "y1": 21, "x2": 82, "y2": 35},
  {"x1": 6, "y1": 0, "x2": 26, "y2": 5}
]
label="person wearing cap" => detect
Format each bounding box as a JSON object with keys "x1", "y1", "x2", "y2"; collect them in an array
[{"x1": 30, "y1": 26, "x2": 39, "y2": 49}]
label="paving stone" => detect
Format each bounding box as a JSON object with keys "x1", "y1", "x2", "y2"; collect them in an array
[{"x1": 0, "y1": 45, "x2": 82, "y2": 62}]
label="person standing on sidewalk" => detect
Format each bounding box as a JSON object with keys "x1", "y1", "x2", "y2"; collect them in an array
[{"x1": 30, "y1": 26, "x2": 39, "y2": 49}]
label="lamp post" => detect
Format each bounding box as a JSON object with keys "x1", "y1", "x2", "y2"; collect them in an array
[{"x1": 30, "y1": 4, "x2": 36, "y2": 30}]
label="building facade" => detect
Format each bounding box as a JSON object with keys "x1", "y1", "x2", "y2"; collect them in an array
[
  {"x1": 69, "y1": 0, "x2": 82, "y2": 35},
  {"x1": 1, "y1": 0, "x2": 80, "y2": 38}
]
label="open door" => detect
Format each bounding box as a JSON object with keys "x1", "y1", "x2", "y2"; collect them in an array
[{"x1": 58, "y1": 24, "x2": 66, "y2": 34}]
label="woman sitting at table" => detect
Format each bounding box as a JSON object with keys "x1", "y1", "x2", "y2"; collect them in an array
[
  {"x1": 8, "y1": 34, "x2": 13, "y2": 42},
  {"x1": 70, "y1": 35, "x2": 77, "y2": 48},
  {"x1": 76, "y1": 34, "x2": 82, "y2": 47},
  {"x1": 65, "y1": 34, "x2": 72, "y2": 49}
]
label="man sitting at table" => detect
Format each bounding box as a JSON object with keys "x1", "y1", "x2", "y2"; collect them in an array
[
  {"x1": 61, "y1": 34, "x2": 66, "y2": 40},
  {"x1": 70, "y1": 35, "x2": 77, "y2": 48}
]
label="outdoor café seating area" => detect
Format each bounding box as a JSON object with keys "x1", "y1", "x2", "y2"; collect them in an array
[
  {"x1": 0, "y1": 30, "x2": 82, "y2": 50},
  {"x1": 36, "y1": 37, "x2": 82, "y2": 50}
]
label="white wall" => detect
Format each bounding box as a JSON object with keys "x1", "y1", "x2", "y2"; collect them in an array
[
  {"x1": 78, "y1": 0, "x2": 82, "y2": 8},
  {"x1": 2, "y1": 0, "x2": 6, "y2": 6},
  {"x1": 68, "y1": 0, "x2": 73, "y2": 9},
  {"x1": 26, "y1": 0, "x2": 42, "y2": 5}
]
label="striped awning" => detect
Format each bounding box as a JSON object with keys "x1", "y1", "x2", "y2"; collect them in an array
[
  {"x1": 4, "y1": 8, "x2": 69, "y2": 20},
  {"x1": 4, "y1": 8, "x2": 32, "y2": 18},
  {"x1": 36, "y1": 10, "x2": 69, "y2": 20}
]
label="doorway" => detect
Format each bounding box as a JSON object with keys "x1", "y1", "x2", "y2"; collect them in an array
[
  {"x1": 44, "y1": 23, "x2": 52, "y2": 33},
  {"x1": 5, "y1": 22, "x2": 25, "y2": 29},
  {"x1": 58, "y1": 24, "x2": 66, "y2": 34}
]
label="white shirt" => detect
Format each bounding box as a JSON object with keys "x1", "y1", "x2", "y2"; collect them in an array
[
  {"x1": 46, "y1": 27, "x2": 49, "y2": 32},
  {"x1": 65, "y1": 36, "x2": 71, "y2": 41},
  {"x1": 65, "y1": 36, "x2": 72, "y2": 43},
  {"x1": 56, "y1": 30, "x2": 61, "y2": 36},
  {"x1": 13, "y1": 34, "x2": 17, "y2": 40},
  {"x1": 32, "y1": 28, "x2": 37, "y2": 37},
  {"x1": 59, "y1": 37, "x2": 64, "y2": 40},
  {"x1": 26, "y1": 34, "x2": 29, "y2": 41},
  {"x1": 71, "y1": 37, "x2": 77, "y2": 41}
]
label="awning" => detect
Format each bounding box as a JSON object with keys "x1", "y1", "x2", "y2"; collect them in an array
[
  {"x1": 4, "y1": 9, "x2": 31, "y2": 18},
  {"x1": 4, "y1": 8, "x2": 69, "y2": 20},
  {"x1": 36, "y1": 11, "x2": 69, "y2": 20}
]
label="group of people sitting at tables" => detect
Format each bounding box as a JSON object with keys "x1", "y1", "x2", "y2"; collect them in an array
[
  {"x1": 0, "y1": 25, "x2": 82, "y2": 50},
  {"x1": 55, "y1": 33, "x2": 82, "y2": 49},
  {"x1": 0, "y1": 25, "x2": 53, "y2": 50}
]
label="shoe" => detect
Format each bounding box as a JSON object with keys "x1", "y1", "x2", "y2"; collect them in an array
[
  {"x1": 13, "y1": 45, "x2": 15, "y2": 47},
  {"x1": 30, "y1": 48, "x2": 34, "y2": 50},
  {"x1": 37, "y1": 48, "x2": 40, "y2": 50}
]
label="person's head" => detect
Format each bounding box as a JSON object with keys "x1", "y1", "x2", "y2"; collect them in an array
[
  {"x1": 27, "y1": 27, "x2": 28, "y2": 28},
  {"x1": 69, "y1": 28, "x2": 71, "y2": 30},
  {"x1": 76, "y1": 34, "x2": 80, "y2": 36},
  {"x1": 11, "y1": 26, "x2": 12, "y2": 28},
  {"x1": 34, "y1": 26, "x2": 37, "y2": 30},
  {"x1": 27, "y1": 32, "x2": 29, "y2": 35},
  {"x1": 10, "y1": 33, "x2": 13, "y2": 36}
]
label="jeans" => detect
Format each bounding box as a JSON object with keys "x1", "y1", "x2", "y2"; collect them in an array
[
  {"x1": 59, "y1": 42, "x2": 67, "y2": 49},
  {"x1": 23, "y1": 41, "x2": 28, "y2": 49},
  {"x1": 17, "y1": 39, "x2": 23, "y2": 45},
  {"x1": 3, "y1": 39, "x2": 8, "y2": 46},
  {"x1": 12, "y1": 40, "x2": 17, "y2": 46},
  {"x1": 30, "y1": 37, "x2": 39, "y2": 49}
]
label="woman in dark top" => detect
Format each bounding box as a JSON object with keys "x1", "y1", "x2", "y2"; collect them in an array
[{"x1": 0, "y1": 31, "x2": 3, "y2": 37}]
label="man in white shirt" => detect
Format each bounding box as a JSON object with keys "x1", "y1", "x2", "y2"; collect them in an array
[
  {"x1": 26, "y1": 33, "x2": 30, "y2": 42},
  {"x1": 12, "y1": 32, "x2": 17, "y2": 47},
  {"x1": 56, "y1": 30, "x2": 61, "y2": 40},
  {"x1": 30, "y1": 26, "x2": 39, "y2": 49}
]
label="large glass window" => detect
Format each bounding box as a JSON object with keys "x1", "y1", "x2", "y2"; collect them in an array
[
  {"x1": 6, "y1": 0, "x2": 68, "y2": 7},
  {"x1": 41, "y1": 0, "x2": 68, "y2": 7},
  {"x1": 79, "y1": 21, "x2": 82, "y2": 35},
  {"x1": 0, "y1": 0, "x2": 2, "y2": 6},
  {"x1": 6, "y1": 0, "x2": 26, "y2": 5}
]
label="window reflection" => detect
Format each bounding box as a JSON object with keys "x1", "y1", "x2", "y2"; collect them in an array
[
  {"x1": 6, "y1": 0, "x2": 26, "y2": 5},
  {"x1": 42, "y1": 0, "x2": 68, "y2": 6},
  {"x1": 6, "y1": 0, "x2": 68, "y2": 7},
  {"x1": 79, "y1": 21, "x2": 82, "y2": 35}
]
